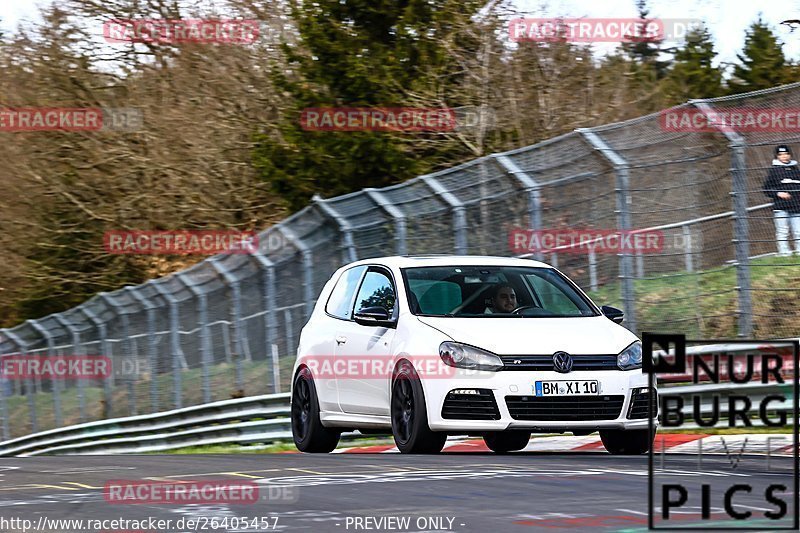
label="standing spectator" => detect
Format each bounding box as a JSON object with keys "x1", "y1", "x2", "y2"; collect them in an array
[{"x1": 763, "y1": 145, "x2": 800, "y2": 256}]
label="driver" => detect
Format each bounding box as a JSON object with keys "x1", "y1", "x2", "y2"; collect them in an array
[{"x1": 485, "y1": 284, "x2": 517, "y2": 314}]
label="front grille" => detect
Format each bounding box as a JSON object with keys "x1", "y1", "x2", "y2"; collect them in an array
[
  {"x1": 505, "y1": 395, "x2": 624, "y2": 421},
  {"x1": 628, "y1": 388, "x2": 657, "y2": 419},
  {"x1": 500, "y1": 354, "x2": 618, "y2": 371},
  {"x1": 441, "y1": 389, "x2": 500, "y2": 420}
]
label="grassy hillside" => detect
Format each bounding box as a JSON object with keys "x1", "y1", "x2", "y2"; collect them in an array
[{"x1": 587, "y1": 256, "x2": 800, "y2": 338}]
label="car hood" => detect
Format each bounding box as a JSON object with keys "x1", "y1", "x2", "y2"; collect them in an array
[{"x1": 415, "y1": 315, "x2": 638, "y2": 355}]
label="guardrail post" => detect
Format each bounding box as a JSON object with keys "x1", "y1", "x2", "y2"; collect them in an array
[
  {"x1": 578, "y1": 128, "x2": 637, "y2": 333},
  {"x1": 692, "y1": 100, "x2": 752, "y2": 337},
  {"x1": 495, "y1": 154, "x2": 544, "y2": 261},
  {"x1": 150, "y1": 282, "x2": 185, "y2": 409},
  {"x1": 27, "y1": 320, "x2": 62, "y2": 428},
  {"x1": 313, "y1": 195, "x2": 358, "y2": 263},
  {"x1": 253, "y1": 253, "x2": 279, "y2": 390},
  {"x1": 99, "y1": 293, "x2": 137, "y2": 416},
  {"x1": 176, "y1": 274, "x2": 212, "y2": 404},
  {"x1": 209, "y1": 259, "x2": 247, "y2": 394},
  {"x1": 421, "y1": 175, "x2": 468, "y2": 254},
  {"x1": 276, "y1": 225, "x2": 315, "y2": 320},
  {"x1": 365, "y1": 188, "x2": 407, "y2": 255},
  {"x1": 126, "y1": 288, "x2": 159, "y2": 413},
  {"x1": 79, "y1": 306, "x2": 113, "y2": 419},
  {"x1": 52, "y1": 315, "x2": 85, "y2": 422}
]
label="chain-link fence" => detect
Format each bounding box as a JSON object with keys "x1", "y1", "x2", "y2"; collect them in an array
[{"x1": 2, "y1": 83, "x2": 800, "y2": 440}]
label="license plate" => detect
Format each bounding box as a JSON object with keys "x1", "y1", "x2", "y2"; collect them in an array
[{"x1": 534, "y1": 380, "x2": 598, "y2": 396}]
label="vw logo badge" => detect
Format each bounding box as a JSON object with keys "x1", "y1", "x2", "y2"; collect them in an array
[{"x1": 552, "y1": 351, "x2": 573, "y2": 373}]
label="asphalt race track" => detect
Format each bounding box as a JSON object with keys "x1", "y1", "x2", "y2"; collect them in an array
[{"x1": 0, "y1": 451, "x2": 795, "y2": 532}]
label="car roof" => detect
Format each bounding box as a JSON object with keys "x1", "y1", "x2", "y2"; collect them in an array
[{"x1": 341, "y1": 255, "x2": 552, "y2": 269}]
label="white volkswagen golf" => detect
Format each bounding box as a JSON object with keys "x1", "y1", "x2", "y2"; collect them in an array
[{"x1": 290, "y1": 256, "x2": 655, "y2": 454}]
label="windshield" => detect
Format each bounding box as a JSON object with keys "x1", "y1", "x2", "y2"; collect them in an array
[{"x1": 401, "y1": 265, "x2": 599, "y2": 318}]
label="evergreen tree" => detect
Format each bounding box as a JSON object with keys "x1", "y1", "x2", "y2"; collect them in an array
[
  {"x1": 621, "y1": 0, "x2": 671, "y2": 78},
  {"x1": 253, "y1": 0, "x2": 483, "y2": 212},
  {"x1": 728, "y1": 17, "x2": 789, "y2": 94},
  {"x1": 665, "y1": 24, "x2": 723, "y2": 101}
]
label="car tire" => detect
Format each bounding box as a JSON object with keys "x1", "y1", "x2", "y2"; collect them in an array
[
  {"x1": 483, "y1": 431, "x2": 531, "y2": 453},
  {"x1": 599, "y1": 429, "x2": 653, "y2": 455},
  {"x1": 291, "y1": 367, "x2": 340, "y2": 453},
  {"x1": 391, "y1": 361, "x2": 447, "y2": 454}
]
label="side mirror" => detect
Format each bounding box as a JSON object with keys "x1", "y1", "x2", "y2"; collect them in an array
[
  {"x1": 601, "y1": 305, "x2": 624, "y2": 324},
  {"x1": 353, "y1": 306, "x2": 396, "y2": 328}
]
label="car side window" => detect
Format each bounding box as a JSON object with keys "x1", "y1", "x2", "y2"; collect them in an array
[
  {"x1": 526, "y1": 272, "x2": 582, "y2": 314},
  {"x1": 353, "y1": 270, "x2": 396, "y2": 316},
  {"x1": 325, "y1": 266, "x2": 367, "y2": 319}
]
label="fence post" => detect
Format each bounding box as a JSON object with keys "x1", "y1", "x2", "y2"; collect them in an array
[
  {"x1": 98, "y1": 293, "x2": 137, "y2": 417},
  {"x1": 1, "y1": 329, "x2": 29, "y2": 438},
  {"x1": 126, "y1": 287, "x2": 159, "y2": 413},
  {"x1": 421, "y1": 174, "x2": 468, "y2": 254},
  {"x1": 692, "y1": 100, "x2": 752, "y2": 337},
  {"x1": 495, "y1": 154, "x2": 544, "y2": 260},
  {"x1": 578, "y1": 128, "x2": 637, "y2": 334},
  {"x1": 283, "y1": 308, "x2": 295, "y2": 362},
  {"x1": 252, "y1": 252, "x2": 278, "y2": 388},
  {"x1": 365, "y1": 188, "x2": 407, "y2": 255},
  {"x1": 27, "y1": 319, "x2": 62, "y2": 428},
  {"x1": 79, "y1": 306, "x2": 113, "y2": 419},
  {"x1": 635, "y1": 250, "x2": 644, "y2": 279},
  {"x1": 209, "y1": 259, "x2": 247, "y2": 394},
  {"x1": 52, "y1": 315, "x2": 85, "y2": 422},
  {"x1": 682, "y1": 225, "x2": 694, "y2": 272},
  {"x1": 150, "y1": 282, "x2": 185, "y2": 409},
  {"x1": 313, "y1": 195, "x2": 358, "y2": 263},
  {"x1": 276, "y1": 225, "x2": 315, "y2": 320},
  {"x1": 271, "y1": 344, "x2": 281, "y2": 393},
  {"x1": 588, "y1": 249, "x2": 598, "y2": 292},
  {"x1": 176, "y1": 273, "x2": 212, "y2": 404}
]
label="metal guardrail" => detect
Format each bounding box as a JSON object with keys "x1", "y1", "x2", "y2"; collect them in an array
[
  {"x1": 1, "y1": 342, "x2": 795, "y2": 456},
  {"x1": 0, "y1": 393, "x2": 291, "y2": 457}
]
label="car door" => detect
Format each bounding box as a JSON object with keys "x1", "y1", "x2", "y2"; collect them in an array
[
  {"x1": 335, "y1": 267, "x2": 397, "y2": 416},
  {"x1": 316, "y1": 265, "x2": 367, "y2": 412}
]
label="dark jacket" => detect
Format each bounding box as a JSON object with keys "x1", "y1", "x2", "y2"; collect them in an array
[{"x1": 763, "y1": 159, "x2": 800, "y2": 213}]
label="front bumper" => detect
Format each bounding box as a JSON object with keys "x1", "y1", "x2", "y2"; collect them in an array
[{"x1": 423, "y1": 368, "x2": 655, "y2": 432}]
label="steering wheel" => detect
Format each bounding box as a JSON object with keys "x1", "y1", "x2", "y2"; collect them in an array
[{"x1": 510, "y1": 305, "x2": 540, "y2": 315}]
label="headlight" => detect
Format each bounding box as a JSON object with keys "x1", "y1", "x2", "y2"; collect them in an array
[
  {"x1": 617, "y1": 341, "x2": 642, "y2": 370},
  {"x1": 439, "y1": 341, "x2": 504, "y2": 372}
]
